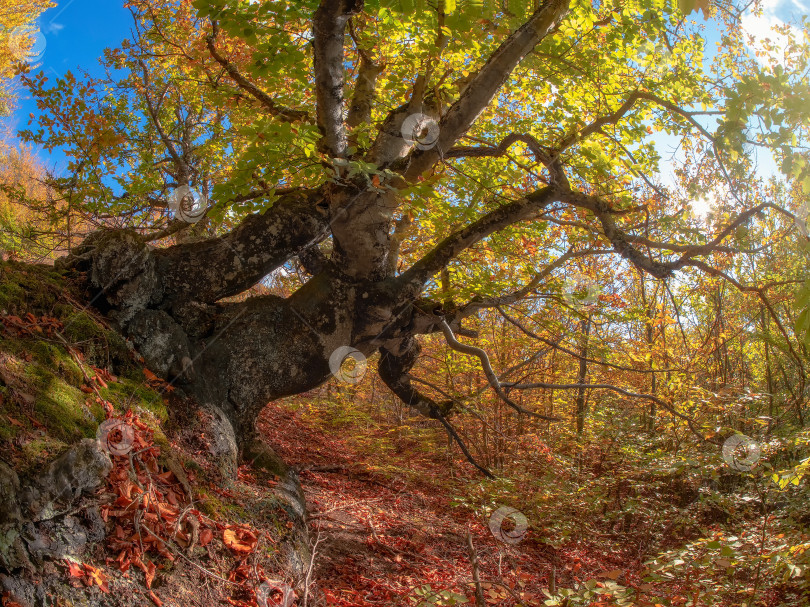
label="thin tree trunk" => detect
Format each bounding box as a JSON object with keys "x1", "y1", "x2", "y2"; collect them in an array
[{"x1": 576, "y1": 315, "x2": 592, "y2": 436}]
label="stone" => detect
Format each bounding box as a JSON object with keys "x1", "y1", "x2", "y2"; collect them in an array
[{"x1": 18, "y1": 439, "x2": 112, "y2": 523}]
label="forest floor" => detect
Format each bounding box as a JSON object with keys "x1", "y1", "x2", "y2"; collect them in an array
[
  {"x1": 2, "y1": 259, "x2": 803, "y2": 607},
  {"x1": 258, "y1": 401, "x2": 634, "y2": 607}
]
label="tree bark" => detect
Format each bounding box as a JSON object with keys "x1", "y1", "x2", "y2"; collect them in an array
[{"x1": 575, "y1": 315, "x2": 592, "y2": 436}]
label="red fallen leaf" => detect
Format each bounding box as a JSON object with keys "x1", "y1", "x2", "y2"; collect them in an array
[
  {"x1": 6, "y1": 416, "x2": 24, "y2": 428},
  {"x1": 80, "y1": 385, "x2": 94, "y2": 394},
  {"x1": 2, "y1": 591, "x2": 26, "y2": 607},
  {"x1": 92, "y1": 366, "x2": 117, "y2": 383},
  {"x1": 66, "y1": 561, "x2": 84, "y2": 578},
  {"x1": 223, "y1": 527, "x2": 258, "y2": 554},
  {"x1": 142, "y1": 368, "x2": 159, "y2": 382},
  {"x1": 83, "y1": 564, "x2": 109, "y2": 593},
  {"x1": 199, "y1": 528, "x2": 213, "y2": 547},
  {"x1": 132, "y1": 555, "x2": 157, "y2": 588},
  {"x1": 155, "y1": 471, "x2": 175, "y2": 483},
  {"x1": 144, "y1": 560, "x2": 156, "y2": 589},
  {"x1": 148, "y1": 591, "x2": 162, "y2": 606},
  {"x1": 64, "y1": 561, "x2": 109, "y2": 593}
]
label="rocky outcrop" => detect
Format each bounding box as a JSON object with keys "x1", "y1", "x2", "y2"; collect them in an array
[{"x1": 0, "y1": 440, "x2": 112, "y2": 572}]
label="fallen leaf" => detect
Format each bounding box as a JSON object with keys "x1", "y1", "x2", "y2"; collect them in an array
[
  {"x1": 223, "y1": 527, "x2": 258, "y2": 553},
  {"x1": 199, "y1": 528, "x2": 213, "y2": 547}
]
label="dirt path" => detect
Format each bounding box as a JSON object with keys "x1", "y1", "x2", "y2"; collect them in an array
[{"x1": 257, "y1": 403, "x2": 626, "y2": 606}]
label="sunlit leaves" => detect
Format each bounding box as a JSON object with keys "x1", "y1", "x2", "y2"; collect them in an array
[{"x1": 0, "y1": 0, "x2": 53, "y2": 114}]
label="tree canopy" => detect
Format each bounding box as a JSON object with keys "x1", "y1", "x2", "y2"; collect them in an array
[{"x1": 14, "y1": 0, "x2": 810, "y2": 474}]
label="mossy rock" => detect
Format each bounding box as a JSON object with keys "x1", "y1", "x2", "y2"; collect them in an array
[
  {"x1": 30, "y1": 341, "x2": 84, "y2": 387},
  {"x1": 0, "y1": 261, "x2": 65, "y2": 315}
]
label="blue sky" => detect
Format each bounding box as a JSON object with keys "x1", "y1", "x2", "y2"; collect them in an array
[{"x1": 3, "y1": 0, "x2": 132, "y2": 172}]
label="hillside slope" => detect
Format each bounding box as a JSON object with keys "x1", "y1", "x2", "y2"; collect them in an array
[{"x1": 0, "y1": 260, "x2": 309, "y2": 607}]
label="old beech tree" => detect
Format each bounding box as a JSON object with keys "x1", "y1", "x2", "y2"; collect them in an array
[{"x1": 21, "y1": 0, "x2": 810, "y2": 473}]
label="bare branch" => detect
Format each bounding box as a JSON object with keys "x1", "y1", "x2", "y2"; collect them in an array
[
  {"x1": 438, "y1": 320, "x2": 559, "y2": 421},
  {"x1": 434, "y1": 410, "x2": 495, "y2": 479},
  {"x1": 504, "y1": 380, "x2": 719, "y2": 444},
  {"x1": 206, "y1": 22, "x2": 310, "y2": 123}
]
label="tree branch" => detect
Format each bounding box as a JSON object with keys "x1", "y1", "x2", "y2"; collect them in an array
[
  {"x1": 503, "y1": 380, "x2": 718, "y2": 444},
  {"x1": 399, "y1": 186, "x2": 558, "y2": 291},
  {"x1": 206, "y1": 21, "x2": 310, "y2": 123},
  {"x1": 154, "y1": 189, "x2": 329, "y2": 304},
  {"x1": 403, "y1": 0, "x2": 570, "y2": 179},
  {"x1": 438, "y1": 320, "x2": 559, "y2": 421},
  {"x1": 312, "y1": 0, "x2": 362, "y2": 157},
  {"x1": 347, "y1": 23, "x2": 384, "y2": 129}
]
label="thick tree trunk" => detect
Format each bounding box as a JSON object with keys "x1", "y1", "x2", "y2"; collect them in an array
[{"x1": 62, "y1": 183, "x2": 421, "y2": 475}]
